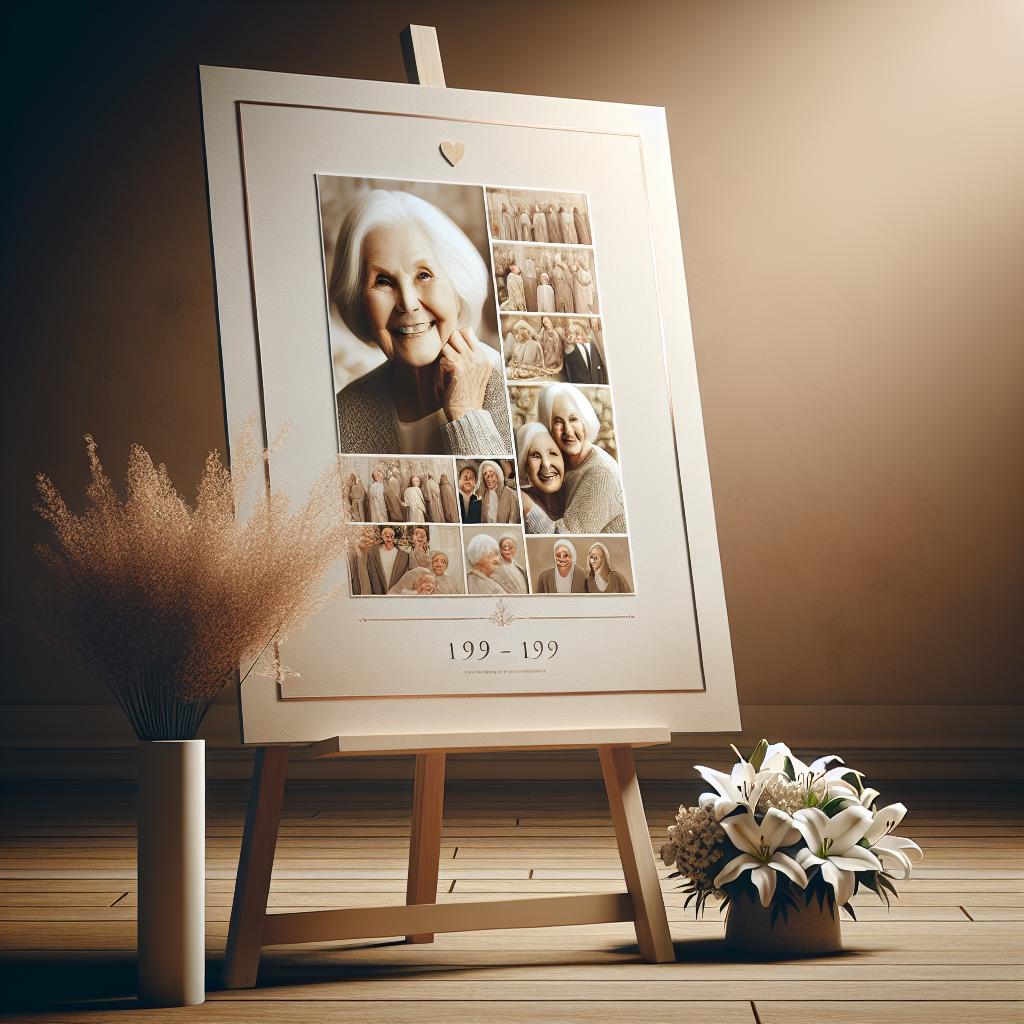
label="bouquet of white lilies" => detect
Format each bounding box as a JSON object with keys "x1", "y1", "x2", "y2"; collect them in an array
[{"x1": 661, "y1": 739, "x2": 924, "y2": 928}]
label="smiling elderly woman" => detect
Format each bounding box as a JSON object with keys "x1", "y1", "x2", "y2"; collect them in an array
[
  {"x1": 536, "y1": 539, "x2": 588, "y2": 594},
  {"x1": 330, "y1": 190, "x2": 512, "y2": 456},
  {"x1": 465, "y1": 534, "x2": 509, "y2": 595},
  {"x1": 520, "y1": 383, "x2": 626, "y2": 535}
]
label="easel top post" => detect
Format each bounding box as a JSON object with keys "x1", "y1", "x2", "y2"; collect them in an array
[{"x1": 400, "y1": 25, "x2": 446, "y2": 87}]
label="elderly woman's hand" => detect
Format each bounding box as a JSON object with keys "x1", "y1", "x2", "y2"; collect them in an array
[{"x1": 438, "y1": 328, "x2": 491, "y2": 423}]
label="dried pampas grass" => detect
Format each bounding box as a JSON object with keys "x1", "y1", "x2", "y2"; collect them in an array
[{"x1": 29, "y1": 419, "x2": 348, "y2": 740}]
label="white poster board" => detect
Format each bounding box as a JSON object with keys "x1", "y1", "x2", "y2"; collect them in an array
[{"x1": 198, "y1": 64, "x2": 739, "y2": 745}]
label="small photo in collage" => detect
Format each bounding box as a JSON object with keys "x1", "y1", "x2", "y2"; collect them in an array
[
  {"x1": 526, "y1": 536, "x2": 634, "y2": 595},
  {"x1": 501, "y1": 314, "x2": 606, "y2": 384},
  {"x1": 485, "y1": 189, "x2": 592, "y2": 246},
  {"x1": 317, "y1": 175, "x2": 632, "y2": 595},
  {"x1": 454, "y1": 457, "x2": 521, "y2": 525},
  {"x1": 463, "y1": 525, "x2": 529, "y2": 595},
  {"x1": 492, "y1": 246, "x2": 599, "y2": 317},
  {"x1": 345, "y1": 523, "x2": 466, "y2": 596}
]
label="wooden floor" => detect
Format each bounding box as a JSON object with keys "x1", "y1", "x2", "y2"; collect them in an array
[{"x1": 0, "y1": 775, "x2": 1021, "y2": 1022}]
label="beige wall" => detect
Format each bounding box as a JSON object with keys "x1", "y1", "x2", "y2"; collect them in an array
[{"x1": 2, "y1": 0, "x2": 1021, "y2": 775}]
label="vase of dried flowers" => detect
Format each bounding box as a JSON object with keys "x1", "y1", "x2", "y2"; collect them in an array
[
  {"x1": 28, "y1": 419, "x2": 349, "y2": 1007},
  {"x1": 137, "y1": 739, "x2": 206, "y2": 1005}
]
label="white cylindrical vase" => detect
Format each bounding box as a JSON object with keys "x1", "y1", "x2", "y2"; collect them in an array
[{"x1": 137, "y1": 739, "x2": 206, "y2": 1007}]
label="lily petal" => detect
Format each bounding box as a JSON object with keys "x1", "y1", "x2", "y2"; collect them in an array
[
  {"x1": 793, "y1": 807, "x2": 830, "y2": 850},
  {"x1": 830, "y1": 848, "x2": 882, "y2": 872},
  {"x1": 761, "y1": 807, "x2": 801, "y2": 849},
  {"x1": 695, "y1": 766, "x2": 737, "y2": 800},
  {"x1": 821, "y1": 861, "x2": 856, "y2": 906},
  {"x1": 714, "y1": 853, "x2": 762, "y2": 888},
  {"x1": 823, "y1": 805, "x2": 874, "y2": 850},
  {"x1": 863, "y1": 803, "x2": 908, "y2": 845},
  {"x1": 770, "y1": 851, "x2": 809, "y2": 889},
  {"x1": 796, "y1": 848, "x2": 826, "y2": 870},
  {"x1": 750, "y1": 865, "x2": 777, "y2": 907}
]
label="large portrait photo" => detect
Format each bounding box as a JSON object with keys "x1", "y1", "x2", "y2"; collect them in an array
[{"x1": 318, "y1": 176, "x2": 512, "y2": 457}]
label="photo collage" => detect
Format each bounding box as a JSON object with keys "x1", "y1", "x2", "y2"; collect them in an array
[{"x1": 317, "y1": 176, "x2": 633, "y2": 596}]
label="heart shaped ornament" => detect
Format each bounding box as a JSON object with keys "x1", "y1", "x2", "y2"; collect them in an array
[{"x1": 439, "y1": 141, "x2": 465, "y2": 166}]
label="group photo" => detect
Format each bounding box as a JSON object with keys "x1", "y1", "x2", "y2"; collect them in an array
[
  {"x1": 453, "y1": 457, "x2": 521, "y2": 524},
  {"x1": 502, "y1": 314, "x2": 607, "y2": 385},
  {"x1": 494, "y1": 246, "x2": 599, "y2": 318},
  {"x1": 509, "y1": 383, "x2": 626, "y2": 536},
  {"x1": 318, "y1": 175, "x2": 512, "y2": 457},
  {"x1": 485, "y1": 187, "x2": 593, "y2": 246},
  {"x1": 462, "y1": 525, "x2": 530, "y2": 595},
  {"x1": 345, "y1": 523, "x2": 465, "y2": 596},
  {"x1": 339, "y1": 456, "x2": 459, "y2": 523},
  {"x1": 525, "y1": 536, "x2": 634, "y2": 594}
]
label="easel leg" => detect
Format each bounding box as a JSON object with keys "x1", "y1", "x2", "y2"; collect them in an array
[
  {"x1": 222, "y1": 745, "x2": 290, "y2": 989},
  {"x1": 405, "y1": 752, "x2": 446, "y2": 943},
  {"x1": 599, "y1": 745, "x2": 675, "y2": 964}
]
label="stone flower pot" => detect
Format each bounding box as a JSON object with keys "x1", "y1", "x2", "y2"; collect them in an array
[{"x1": 724, "y1": 889, "x2": 842, "y2": 955}]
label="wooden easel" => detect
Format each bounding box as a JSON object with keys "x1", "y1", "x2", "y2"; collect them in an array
[
  {"x1": 221, "y1": 27, "x2": 676, "y2": 988},
  {"x1": 223, "y1": 727, "x2": 676, "y2": 987}
]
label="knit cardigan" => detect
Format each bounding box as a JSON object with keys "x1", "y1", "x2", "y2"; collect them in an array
[{"x1": 337, "y1": 348, "x2": 512, "y2": 457}]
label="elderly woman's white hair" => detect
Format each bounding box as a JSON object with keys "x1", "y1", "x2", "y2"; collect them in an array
[
  {"x1": 466, "y1": 532, "x2": 500, "y2": 566},
  {"x1": 536, "y1": 383, "x2": 601, "y2": 444},
  {"x1": 552, "y1": 538, "x2": 577, "y2": 564},
  {"x1": 516, "y1": 421, "x2": 554, "y2": 480},
  {"x1": 476, "y1": 460, "x2": 504, "y2": 498},
  {"x1": 329, "y1": 189, "x2": 489, "y2": 346}
]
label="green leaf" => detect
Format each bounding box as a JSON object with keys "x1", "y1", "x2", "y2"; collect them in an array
[
  {"x1": 842, "y1": 770, "x2": 864, "y2": 795},
  {"x1": 749, "y1": 739, "x2": 768, "y2": 771},
  {"x1": 842, "y1": 901, "x2": 857, "y2": 921},
  {"x1": 783, "y1": 756, "x2": 797, "y2": 781},
  {"x1": 820, "y1": 796, "x2": 853, "y2": 817}
]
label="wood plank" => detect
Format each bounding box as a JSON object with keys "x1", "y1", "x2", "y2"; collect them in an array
[
  {"x1": 309, "y1": 726, "x2": 671, "y2": 757},
  {"x1": 599, "y1": 745, "x2": 675, "y2": 964},
  {"x1": 405, "y1": 753, "x2": 445, "y2": 943},
  {"x1": 222, "y1": 744, "x2": 289, "y2": 990},
  {"x1": 262, "y1": 892, "x2": 634, "y2": 946},
  {"x1": 755, "y1": 1002, "x2": 1023, "y2": 1024},
  {"x1": 0, "y1": 1002, "x2": 758, "y2": 1023}
]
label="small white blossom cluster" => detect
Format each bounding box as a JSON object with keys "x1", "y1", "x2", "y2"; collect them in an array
[
  {"x1": 757, "y1": 775, "x2": 810, "y2": 816},
  {"x1": 660, "y1": 804, "x2": 725, "y2": 890}
]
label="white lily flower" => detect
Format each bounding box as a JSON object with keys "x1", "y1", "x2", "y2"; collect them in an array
[
  {"x1": 696, "y1": 758, "x2": 775, "y2": 820},
  {"x1": 862, "y1": 802, "x2": 924, "y2": 879},
  {"x1": 794, "y1": 805, "x2": 882, "y2": 905},
  {"x1": 859, "y1": 787, "x2": 882, "y2": 808},
  {"x1": 715, "y1": 808, "x2": 808, "y2": 906},
  {"x1": 761, "y1": 741, "x2": 859, "y2": 802}
]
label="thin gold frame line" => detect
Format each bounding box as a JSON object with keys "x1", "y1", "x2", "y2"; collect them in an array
[
  {"x1": 237, "y1": 99, "x2": 705, "y2": 690},
  {"x1": 238, "y1": 98, "x2": 646, "y2": 138},
  {"x1": 275, "y1": 687, "x2": 701, "y2": 702},
  {"x1": 356, "y1": 614, "x2": 636, "y2": 623}
]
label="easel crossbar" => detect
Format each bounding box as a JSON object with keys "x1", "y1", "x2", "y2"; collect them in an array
[{"x1": 262, "y1": 892, "x2": 634, "y2": 947}]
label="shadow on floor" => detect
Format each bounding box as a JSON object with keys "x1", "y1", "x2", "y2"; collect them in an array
[
  {"x1": 0, "y1": 940, "x2": 864, "y2": 1010},
  {"x1": 0, "y1": 961, "x2": 225, "y2": 1013}
]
